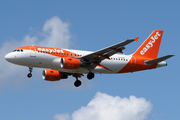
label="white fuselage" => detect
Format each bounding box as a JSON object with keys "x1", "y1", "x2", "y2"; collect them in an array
[{"x1": 5, "y1": 48, "x2": 132, "y2": 74}]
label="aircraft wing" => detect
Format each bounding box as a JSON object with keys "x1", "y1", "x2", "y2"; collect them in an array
[{"x1": 81, "y1": 37, "x2": 139, "y2": 63}]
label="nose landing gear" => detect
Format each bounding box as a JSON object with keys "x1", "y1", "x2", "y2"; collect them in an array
[
  {"x1": 27, "y1": 66, "x2": 33, "y2": 78},
  {"x1": 27, "y1": 73, "x2": 32, "y2": 78}
]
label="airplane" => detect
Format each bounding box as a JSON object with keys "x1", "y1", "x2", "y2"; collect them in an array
[{"x1": 5, "y1": 30, "x2": 174, "y2": 87}]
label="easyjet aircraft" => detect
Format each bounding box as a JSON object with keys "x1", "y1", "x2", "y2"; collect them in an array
[{"x1": 5, "y1": 30, "x2": 174, "y2": 87}]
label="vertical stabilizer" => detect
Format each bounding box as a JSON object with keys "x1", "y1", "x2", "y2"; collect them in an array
[{"x1": 133, "y1": 30, "x2": 163, "y2": 59}]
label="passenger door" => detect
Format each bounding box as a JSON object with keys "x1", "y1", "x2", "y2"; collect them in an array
[{"x1": 30, "y1": 46, "x2": 36, "y2": 57}]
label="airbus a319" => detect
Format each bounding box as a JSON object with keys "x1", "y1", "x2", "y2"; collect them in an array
[{"x1": 5, "y1": 30, "x2": 174, "y2": 87}]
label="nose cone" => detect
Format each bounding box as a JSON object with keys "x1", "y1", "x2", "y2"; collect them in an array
[{"x1": 5, "y1": 53, "x2": 14, "y2": 62}]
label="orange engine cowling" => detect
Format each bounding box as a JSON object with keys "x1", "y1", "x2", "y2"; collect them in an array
[
  {"x1": 60, "y1": 58, "x2": 81, "y2": 69},
  {"x1": 42, "y1": 69, "x2": 67, "y2": 81}
]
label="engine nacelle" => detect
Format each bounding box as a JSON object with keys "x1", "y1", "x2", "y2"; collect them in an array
[
  {"x1": 60, "y1": 58, "x2": 82, "y2": 69},
  {"x1": 42, "y1": 69, "x2": 67, "y2": 81}
]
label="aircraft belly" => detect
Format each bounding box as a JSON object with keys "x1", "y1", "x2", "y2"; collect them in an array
[
  {"x1": 21, "y1": 51, "x2": 132, "y2": 74},
  {"x1": 53, "y1": 67, "x2": 89, "y2": 74}
]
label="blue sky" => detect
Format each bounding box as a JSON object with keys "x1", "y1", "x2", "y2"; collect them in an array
[{"x1": 0, "y1": 0, "x2": 179, "y2": 120}]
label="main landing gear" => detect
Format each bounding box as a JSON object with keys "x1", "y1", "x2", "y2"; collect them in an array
[
  {"x1": 27, "y1": 66, "x2": 33, "y2": 78},
  {"x1": 73, "y1": 74, "x2": 82, "y2": 87},
  {"x1": 87, "y1": 72, "x2": 95, "y2": 80},
  {"x1": 72, "y1": 72, "x2": 95, "y2": 87},
  {"x1": 74, "y1": 80, "x2": 82, "y2": 87}
]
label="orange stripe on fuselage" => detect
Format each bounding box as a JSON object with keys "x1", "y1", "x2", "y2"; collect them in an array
[
  {"x1": 16, "y1": 46, "x2": 80, "y2": 58},
  {"x1": 93, "y1": 62, "x2": 112, "y2": 71},
  {"x1": 118, "y1": 56, "x2": 157, "y2": 73}
]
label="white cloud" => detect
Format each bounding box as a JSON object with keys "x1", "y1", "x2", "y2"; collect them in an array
[
  {"x1": 41, "y1": 16, "x2": 71, "y2": 48},
  {"x1": 22, "y1": 16, "x2": 71, "y2": 48},
  {"x1": 0, "y1": 16, "x2": 71, "y2": 90},
  {"x1": 54, "y1": 92, "x2": 153, "y2": 120},
  {"x1": 53, "y1": 113, "x2": 71, "y2": 120}
]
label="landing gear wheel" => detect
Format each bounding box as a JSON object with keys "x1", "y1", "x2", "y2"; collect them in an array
[
  {"x1": 27, "y1": 66, "x2": 33, "y2": 78},
  {"x1": 74, "y1": 80, "x2": 82, "y2": 87},
  {"x1": 87, "y1": 72, "x2": 94, "y2": 80},
  {"x1": 27, "y1": 73, "x2": 32, "y2": 78}
]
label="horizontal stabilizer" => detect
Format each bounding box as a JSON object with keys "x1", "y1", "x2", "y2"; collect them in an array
[{"x1": 145, "y1": 55, "x2": 174, "y2": 66}]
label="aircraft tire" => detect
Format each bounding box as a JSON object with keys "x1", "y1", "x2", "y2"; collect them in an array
[
  {"x1": 27, "y1": 73, "x2": 32, "y2": 78},
  {"x1": 87, "y1": 72, "x2": 94, "y2": 80},
  {"x1": 74, "y1": 80, "x2": 82, "y2": 87}
]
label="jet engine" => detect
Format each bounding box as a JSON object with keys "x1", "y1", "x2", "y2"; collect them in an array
[
  {"x1": 60, "y1": 58, "x2": 82, "y2": 69},
  {"x1": 42, "y1": 69, "x2": 68, "y2": 81}
]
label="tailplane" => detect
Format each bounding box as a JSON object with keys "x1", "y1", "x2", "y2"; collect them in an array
[
  {"x1": 133, "y1": 30, "x2": 163, "y2": 59},
  {"x1": 145, "y1": 55, "x2": 174, "y2": 66}
]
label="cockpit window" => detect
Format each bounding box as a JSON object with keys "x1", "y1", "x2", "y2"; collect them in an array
[{"x1": 13, "y1": 49, "x2": 23, "y2": 52}]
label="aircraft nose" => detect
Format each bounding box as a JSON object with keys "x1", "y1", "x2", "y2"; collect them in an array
[{"x1": 5, "y1": 53, "x2": 14, "y2": 62}]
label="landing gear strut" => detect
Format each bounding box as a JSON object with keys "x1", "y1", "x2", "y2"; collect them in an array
[
  {"x1": 87, "y1": 72, "x2": 95, "y2": 80},
  {"x1": 73, "y1": 74, "x2": 82, "y2": 87},
  {"x1": 27, "y1": 66, "x2": 33, "y2": 78}
]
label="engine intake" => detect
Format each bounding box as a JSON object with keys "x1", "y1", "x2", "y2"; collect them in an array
[{"x1": 42, "y1": 69, "x2": 68, "y2": 81}]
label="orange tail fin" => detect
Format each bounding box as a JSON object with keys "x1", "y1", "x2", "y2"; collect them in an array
[{"x1": 133, "y1": 30, "x2": 163, "y2": 59}]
